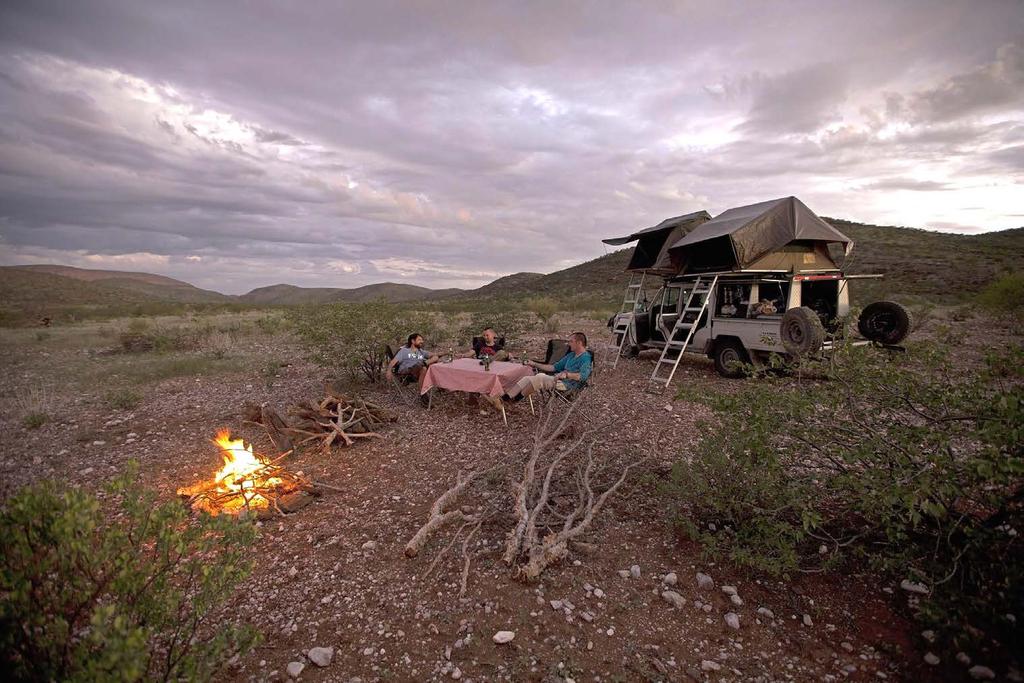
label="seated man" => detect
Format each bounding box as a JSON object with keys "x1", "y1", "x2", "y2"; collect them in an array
[
  {"x1": 469, "y1": 327, "x2": 509, "y2": 361},
  {"x1": 508, "y1": 332, "x2": 591, "y2": 399},
  {"x1": 387, "y1": 332, "x2": 438, "y2": 383}
]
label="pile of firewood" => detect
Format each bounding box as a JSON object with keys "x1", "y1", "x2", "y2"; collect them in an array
[{"x1": 245, "y1": 384, "x2": 397, "y2": 454}]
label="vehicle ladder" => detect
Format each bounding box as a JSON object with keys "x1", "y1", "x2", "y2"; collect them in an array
[
  {"x1": 609, "y1": 272, "x2": 646, "y2": 369},
  {"x1": 647, "y1": 274, "x2": 718, "y2": 391}
]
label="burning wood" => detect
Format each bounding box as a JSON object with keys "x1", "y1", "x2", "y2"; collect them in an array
[{"x1": 178, "y1": 430, "x2": 317, "y2": 517}]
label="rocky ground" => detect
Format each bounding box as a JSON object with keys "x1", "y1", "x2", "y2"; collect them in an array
[{"x1": 1, "y1": 311, "x2": 1017, "y2": 682}]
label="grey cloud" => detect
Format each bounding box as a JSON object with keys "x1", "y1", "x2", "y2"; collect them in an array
[
  {"x1": 741, "y1": 62, "x2": 851, "y2": 134},
  {"x1": 860, "y1": 178, "x2": 951, "y2": 192},
  {"x1": 911, "y1": 42, "x2": 1024, "y2": 123},
  {"x1": 0, "y1": 1, "x2": 1021, "y2": 293}
]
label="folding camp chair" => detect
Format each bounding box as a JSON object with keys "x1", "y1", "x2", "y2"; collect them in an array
[
  {"x1": 471, "y1": 335, "x2": 507, "y2": 358},
  {"x1": 528, "y1": 348, "x2": 595, "y2": 415},
  {"x1": 384, "y1": 344, "x2": 418, "y2": 405}
]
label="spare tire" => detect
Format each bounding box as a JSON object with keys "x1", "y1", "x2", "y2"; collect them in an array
[
  {"x1": 858, "y1": 301, "x2": 912, "y2": 345},
  {"x1": 780, "y1": 307, "x2": 826, "y2": 356}
]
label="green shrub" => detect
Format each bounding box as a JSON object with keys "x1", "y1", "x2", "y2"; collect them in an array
[
  {"x1": 457, "y1": 310, "x2": 535, "y2": 348},
  {"x1": 664, "y1": 342, "x2": 1023, "y2": 653},
  {"x1": 22, "y1": 412, "x2": 47, "y2": 429},
  {"x1": 0, "y1": 464, "x2": 259, "y2": 681},
  {"x1": 978, "y1": 272, "x2": 1024, "y2": 316},
  {"x1": 288, "y1": 300, "x2": 431, "y2": 382},
  {"x1": 105, "y1": 388, "x2": 142, "y2": 410}
]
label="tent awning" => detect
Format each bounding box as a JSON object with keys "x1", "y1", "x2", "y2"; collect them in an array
[
  {"x1": 602, "y1": 210, "x2": 711, "y2": 273},
  {"x1": 668, "y1": 196, "x2": 851, "y2": 272}
]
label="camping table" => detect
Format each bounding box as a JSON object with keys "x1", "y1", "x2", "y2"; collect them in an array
[{"x1": 420, "y1": 358, "x2": 534, "y2": 426}]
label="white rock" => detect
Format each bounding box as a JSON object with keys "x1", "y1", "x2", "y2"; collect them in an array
[
  {"x1": 581, "y1": 611, "x2": 594, "y2": 622},
  {"x1": 550, "y1": 600, "x2": 563, "y2": 610},
  {"x1": 492, "y1": 630, "x2": 515, "y2": 644},
  {"x1": 921, "y1": 629, "x2": 936, "y2": 643},
  {"x1": 661, "y1": 591, "x2": 686, "y2": 609},
  {"x1": 721, "y1": 585, "x2": 738, "y2": 596},
  {"x1": 924, "y1": 653, "x2": 940, "y2": 666},
  {"x1": 286, "y1": 661, "x2": 305, "y2": 678},
  {"x1": 701, "y1": 660, "x2": 722, "y2": 671},
  {"x1": 803, "y1": 614, "x2": 813, "y2": 627},
  {"x1": 593, "y1": 588, "x2": 605, "y2": 599},
  {"x1": 308, "y1": 647, "x2": 333, "y2": 667},
  {"x1": 840, "y1": 642, "x2": 854, "y2": 652},
  {"x1": 617, "y1": 570, "x2": 631, "y2": 579},
  {"x1": 730, "y1": 593, "x2": 744, "y2": 606},
  {"x1": 630, "y1": 565, "x2": 641, "y2": 579},
  {"x1": 900, "y1": 579, "x2": 929, "y2": 595},
  {"x1": 969, "y1": 666, "x2": 996, "y2": 680},
  {"x1": 702, "y1": 603, "x2": 712, "y2": 613},
  {"x1": 361, "y1": 540, "x2": 377, "y2": 551},
  {"x1": 664, "y1": 404, "x2": 673, "y2": 412},
  {"x1": 957, "y1": 652, "x2": 972, "y2": 666},
  {"x1": 288, "y1": 566, "x2": 298, "y2": 578},
  {"x1": 696, "y1": 572, "x2": 714, "y2": 589},
  {"x1": 757, "y1": 607, "x2": 775, "y2": 619},
  {"x1": 663, "y1": 572, "x2": 678, "y2": 586},
  {"x1": 724, "y1": 612, "x2": 740, "y2": 630}
]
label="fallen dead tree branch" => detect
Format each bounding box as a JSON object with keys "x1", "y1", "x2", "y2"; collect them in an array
[{"x1": 404, "y1": 395, "x2": 647, "y2": 587}]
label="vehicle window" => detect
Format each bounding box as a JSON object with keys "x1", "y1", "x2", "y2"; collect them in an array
[
  {"x1": 750, "y1": 282, "x2": 789, "y2": 318},
  {"x1": 716, "y1": 284, "x2": 750, "y2": 318},
  {"x1": 802, "y1": 281, "x2": 838, "y2": 324},
  {"x1": 663, "y1": 287, "x2": 681, "y2": 311}
]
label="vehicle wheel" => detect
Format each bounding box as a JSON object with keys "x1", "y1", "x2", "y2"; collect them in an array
[
  {"x1": 780, "y1": 306, "x2": 826, "y2": 356},
  {"x1": 713, "y1": 339, "x2": 749, "y2": 378},
  {"x1": 858, "y1": 301, "x2": 912, "y2": 345}
]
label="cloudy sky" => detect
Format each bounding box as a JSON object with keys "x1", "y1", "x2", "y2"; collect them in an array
[{"x1": 0, "y1": 1, "x2": 1021, "y2": 293}]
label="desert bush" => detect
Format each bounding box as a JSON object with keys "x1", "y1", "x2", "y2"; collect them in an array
[
  {"x1": 664, "y1": 341, "x2": 1023, "y2": 652},
  {"x1": 525, "y1": 296, "x2": 559, "y2": 329},
  {"x1": 0, "y1": 464, "x2": 259, "y2": 682},
  {"x1": 105, "y1": 388, "x2": 142, "y2": 410},
  {"x1": 34, "y1": 330, "x2": 51, "y2": 342},
  {"x1": 288, "y1": 300, "x2": 431, "y2": 382},
  {"x1": 22, "y1": 412, "x2": 47, "y2": 429},
  {"x1": 126, "y1": 318, "x2": 151, "y2": 333},
  {"x1": 457, "y1": 310, "x2": 535, "y2": 347},
  {"x1": 978, "y1": 272, "x2": 1024, "y2": 317}
]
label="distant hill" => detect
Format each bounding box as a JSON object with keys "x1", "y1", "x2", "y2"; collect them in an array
[
  {"x1": 450, "y1": 221, "x2": 1023, "y2": 308},
  {"x1": 239, "y1": 282, "x2": 463, "y2": 305},
  {"x1": 2, "y1": 218, "x2": 1020, "y2": 325},
  {"x1": 5, "y1": 265, "x2": 230, "y2": 304}
]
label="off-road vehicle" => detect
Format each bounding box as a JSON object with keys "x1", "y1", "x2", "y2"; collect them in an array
[{"x1": 604, "y1": 197, "x2": 912, "y2": 383}]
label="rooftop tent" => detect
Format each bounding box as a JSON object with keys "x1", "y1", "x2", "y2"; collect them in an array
[
  {"x1": 667, "y1": 196, "x2": 852, "y2": 273},
  {"x1": 602, "y1": 210, "x2": 711, "y2": 274}
]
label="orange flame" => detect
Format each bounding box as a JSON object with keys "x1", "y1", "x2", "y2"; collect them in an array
[{"x1": 178, "y1": 430, "x2": 282, "y2": 513}]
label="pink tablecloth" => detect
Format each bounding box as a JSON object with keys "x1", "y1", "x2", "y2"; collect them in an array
[{"x1": 420, "y1": 358, "x2": 534, "y2": 397}]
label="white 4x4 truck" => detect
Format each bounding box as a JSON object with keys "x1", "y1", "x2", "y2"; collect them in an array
[
  {"x1": 604, "y1": 197, "x2": 912, "y2": 381},
  {"x1": 612, "y1": 271, "x2": 911, "y2": 378}
]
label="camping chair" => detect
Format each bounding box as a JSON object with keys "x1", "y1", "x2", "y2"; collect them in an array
[
  {"x1": 471, "y1": 335, "x2": 507, "y2": 358},
  {"x1": 534, "y1": 338, "x2": 569, "y2": 365},
  {"x1": 384, "y1": 344, "x2": 418, "y2": 405},
  {"x1": 528, "y1": 348, "x2": 596, "y2": 415}
]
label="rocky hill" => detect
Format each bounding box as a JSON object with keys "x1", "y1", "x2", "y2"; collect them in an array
[
  {"x1": 3, "y1": 219, "x2": 1020, "y2": 324},
  {"x1": 239, "y1": 282, "x2": 463, "y2": 305}
]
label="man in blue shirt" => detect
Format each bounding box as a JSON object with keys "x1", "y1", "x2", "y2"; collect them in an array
[{"x1": 509, "y1": 332, "x2": 592, "y2": 399}]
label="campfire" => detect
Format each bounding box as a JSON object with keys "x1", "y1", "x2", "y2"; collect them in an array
[{"x1": 178, "y1": 430, "x2": 315, "y2": 517}]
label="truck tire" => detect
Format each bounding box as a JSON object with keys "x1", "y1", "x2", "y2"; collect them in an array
[
  {"x1": 780, "y1": 307, "x2": 826, "y2": 356},
  {"x1": 713, "y1": 339, "x2": 749, "y2": 378},
  {"x1": 858, "y1": 301, "x2": 912, "y2": 345}
]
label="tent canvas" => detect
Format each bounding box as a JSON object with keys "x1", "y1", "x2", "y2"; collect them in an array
[
  {"x1": 667, "y1": 196, "x2": 852, "y2": 273},
  {"x1": 602, "y1": 210, "x2": 710, "y2": 274}
]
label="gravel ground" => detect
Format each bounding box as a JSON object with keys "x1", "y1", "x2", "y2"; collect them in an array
[{"x1": 5, "y1": 313, "x2": 1014, "y2": 682}]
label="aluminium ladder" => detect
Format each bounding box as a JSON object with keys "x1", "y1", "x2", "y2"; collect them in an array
[
  {"x1": 647, "y1": 274, "x2": 718, "y2": 391},
  {"x1": 609, "y1": 272, "x2": 646, "y2": 369}
]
